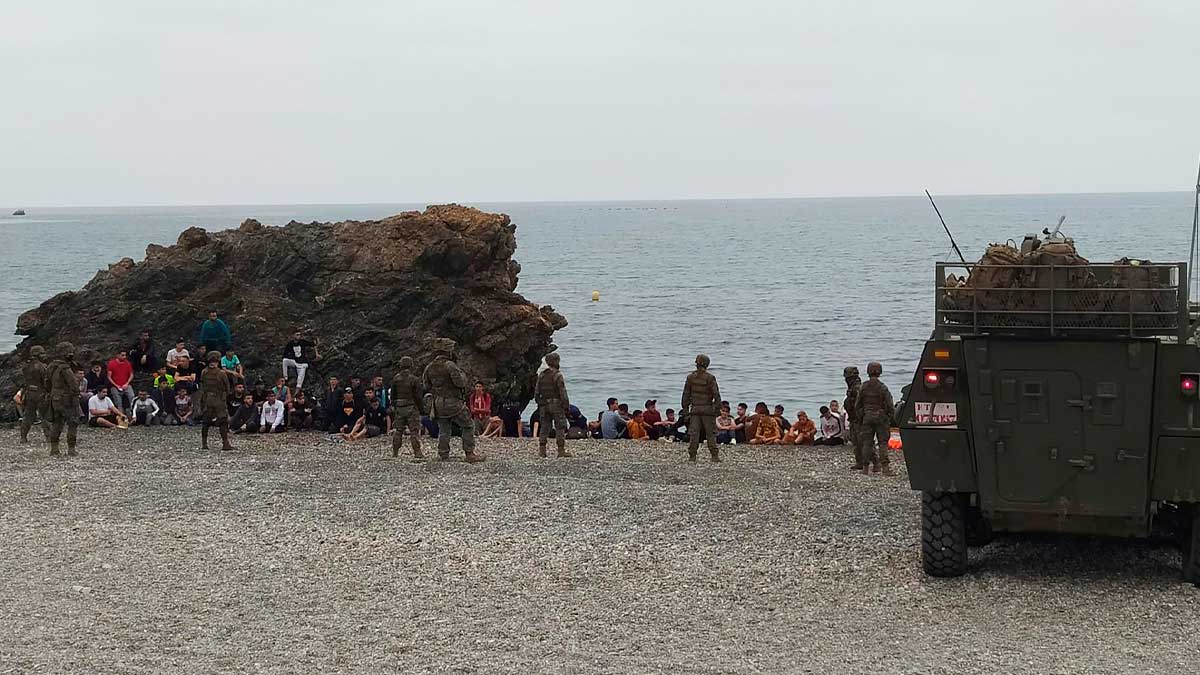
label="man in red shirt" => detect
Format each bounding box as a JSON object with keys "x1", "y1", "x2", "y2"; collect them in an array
[
  {"x1": 469, "y1": 381, "x2": 493, "y2": 434},
  {"x1": 106, "y1": 350, "x2": 136, "y2": 415},
  {"x1": 642, "y1": 399, "x2": 667, "y2": 440}
]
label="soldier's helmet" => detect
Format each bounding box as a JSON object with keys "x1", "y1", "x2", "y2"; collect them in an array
[
  {"x1": 545, "y1": 352, "x2": 561, "y2": 368},
  {"x1": 867, "y1": 361, "x2": 883, "y2": 377},
  {"x1": 30, "y1": 345, "x2": 46, "y2": 360},
  {"x1": 843, "y1": 366, "x2": 859, "y2": 379},
  {"x1": 432, "y1": 338, "x2": 457, "y2": 356},
  {"x1": 695, "y1": 354, "x2": 710, "y2": 368},
  {"x1": 206, "y1": 350, "x2": 222, "y2": 364},
  {"x1": 398, "y1": 356, "x2": 414, "y2": 370},
  {"x1": 54, "y1": 341, "x2": 76, "y2": 361}
]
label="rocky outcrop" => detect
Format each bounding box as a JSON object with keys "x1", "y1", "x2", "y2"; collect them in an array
[{"x1": 0, "y1": 205, "x2": 567, "y2": 421}]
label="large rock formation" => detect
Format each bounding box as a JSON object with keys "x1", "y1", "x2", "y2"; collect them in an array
[{"x1": 0, "y1": 205, "x2": 567, "y2": 421}]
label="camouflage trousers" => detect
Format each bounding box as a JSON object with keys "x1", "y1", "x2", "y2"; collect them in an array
[
  {"x1": 537, "y1": 403, "x2": 568, "y2": 452},
  {"x1": 847, "y1": 420, "x2": 861, "y2": 466},
  {"x1": 391, "y1": 406, "x2": 422, "y2": 456},
  {"x1": 47, "y1": 400, "x2": 79, "y2": 451},
  {"x1": 857, "y1": 415, "x2": 891, "y2": 467},
  {"x1": 688, "y1": 415, "x2": 718, "y2": 454},
  {"x1": 20, "y1": 390, "x2": 49, "y2": 442},
  {"x1": 435, "y1": 408, "x2": 476, "y2": 457}
]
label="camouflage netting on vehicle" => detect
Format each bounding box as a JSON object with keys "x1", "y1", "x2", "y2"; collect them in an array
[{"x1": 940, "y1": 240, "x2": 1179, "y2": 332}]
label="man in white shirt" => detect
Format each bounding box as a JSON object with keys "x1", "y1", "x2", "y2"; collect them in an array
[
  {"x1": 88, "y1": 387, "x2": 123, "y2": 429},
  {"x1": 814, "y1": 405, "x2": 845, "y2": 445},
  {"x1": 259, "y1": 391, "x2": 286, "y2": 433},
  {"x1": 166, "y1": 339, "x2": 190, "y2": 367}
]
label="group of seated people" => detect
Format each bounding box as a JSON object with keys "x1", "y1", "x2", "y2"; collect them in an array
[{"x1": 574, "y1": 398, "x2": 849, "y2": 445}]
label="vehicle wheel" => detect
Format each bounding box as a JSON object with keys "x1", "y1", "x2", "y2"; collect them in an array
[
  {"x1": 921, "y1": 491, "x2": 968, "y2": 577},
  {"x1": 1184, "y1": 506, "x2": 1200, "y2": 586},
  {"x1": 965, "y1": 505, "x2": 994, "y2": 547}
]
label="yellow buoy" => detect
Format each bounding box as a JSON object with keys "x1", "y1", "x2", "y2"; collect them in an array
[{"x1": 591, "y1": 290, "x2": 600, "y2": 302}]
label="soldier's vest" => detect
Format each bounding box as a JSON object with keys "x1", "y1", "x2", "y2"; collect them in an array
[
  {"x1": 535, "y1": 369, "x2": 562, "y2": 408},
  {"x1": 845, "y1": 382, "x2": 861, "y2": 422},
  {"x1": 48, "y1": 361, "x2": 77, "y2": 403},
  {"x1": 425, "y1": 359, "x2": 466, "y2": 416},
  {"x1": 686, "y1": 370, "x2": 717, "y2": 415},
  {"x1": 23, "y1": 362, "x2": 48, "y2": 393},
  {"x1": 391, "y1": 373, "x2": 420, "y2": 411},
  {"x1": 859, "y1": 379, "x2": 889, "y2": 419},
  {"x1": 198, "y1": 367, "x2": 227, "y2": 411}
]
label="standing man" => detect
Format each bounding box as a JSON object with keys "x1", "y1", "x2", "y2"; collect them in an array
[
  {"x1": 282, "y1": 331, "x2": 319, "y2": 391},
  {"x1": 46, "y1": 342, "x2": 81, "y2": 457},
  {"x1": 421, "y1": 338, "x2": 484, "y2": 463},
  {"x1": 199, "y1": 351, "x2": 234, "y2": 451},
  {"x1": 854, "y1": 362, "x2": 896, "y2": 476},
  {"x1": 844, "y1": 366, "x2": 864, "y2": 471},
  {"x1": 681, "y1": 354, "x2": 722, "y2": 462},
  {"x1": 107, "y1": 350, "x2": 135, "y2": 415},
  {"x1": 19, "y1": 346, "x2": 51, "y2": 444},
  {"x1": 199, "y1": 310, "x2": 233, "y2": 354},
  {"x1": 534, "y1": 352, "x2": 573, "y2": 458},
  {"x1": 390, "y1": 356, "x2": 425, "y2": 459}
]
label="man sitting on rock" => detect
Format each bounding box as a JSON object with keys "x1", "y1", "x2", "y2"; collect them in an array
[
  {"x1": 198, "y1": 310, "x2": 232, "y2": 354},
  {"x1": 282, "y1": 331, "x2": 319, "y2": 392}
]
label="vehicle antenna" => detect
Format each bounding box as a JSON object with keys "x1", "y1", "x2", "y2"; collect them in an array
[
  {"x1": 925, "y1": 189, "x2": 966, "y2": 264},
  {"x1": 1191, "y1": 156, "x2": 1200, "y2": 302}
]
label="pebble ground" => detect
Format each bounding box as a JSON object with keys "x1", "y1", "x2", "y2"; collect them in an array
[{"x1": 0, "y1": 427, "x2": 1196, "y2": 674}]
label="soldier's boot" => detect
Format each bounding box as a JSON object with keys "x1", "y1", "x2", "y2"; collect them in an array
[
  {"x1": 392, "y1": 434, "x2": 402, "y2": 458},
  {"x1": 538, "y1": 442, "x2": 548, "y2": 458},
  {"x1": 220, "y1": 425, "x2": 235, "y2": 452},
  {"x1": 881, "y1": 463, "x2": 896, "y2": 477},
  {"x1": 688, "y1": 450, "x2": 698, "y2": 462},
  {"x1": 49, "y1": 441, "x2": 61, "y2": 457},
  {"x1": 200, "y1": 425, "x2": 210, "y2": 450},
  {"x1": 438, "y1": 451, "x2": 451, "y2": 461},
  {"x1": 463, "y1": 450, "x2": 486, "y2": 464},
  {"x1": 66, "y1": 441, "x2": 77, "y2": 457},
  {"x1": 19, "y1": 421, "x2": 29, "y2": 444},
  {"x1": 556, "y1": 441, "x2": 573, "y2": 458},
  {"x1": 411, "y1": 436, "x2": 425, "y2": 459},
  {"x1": 710, "y1": 448, "x2": 721, "y2": 463}
]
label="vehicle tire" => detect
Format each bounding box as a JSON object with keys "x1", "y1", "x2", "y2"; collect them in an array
[
  {"x1": 921, "y1": 491, "x2": 968, "y2": 577},
  {"x1": 1184, "y1": 506, "x2": 1200, "y2": 586},
  {"x1": 965, "y1": 505, "x2": 995, "y2": 548}
]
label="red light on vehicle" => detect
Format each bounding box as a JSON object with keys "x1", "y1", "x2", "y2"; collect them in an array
[
  {"x1": 923, "y1": 370, "x2": 941, "y2": 389},
  {"x1": 1182, "y1": 374, "x2": 1198, "y2": 397}
]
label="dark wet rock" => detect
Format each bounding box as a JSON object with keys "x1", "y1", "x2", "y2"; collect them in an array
[{"x1": 0, "y1": 204, "x2": 566, "y2": 422}]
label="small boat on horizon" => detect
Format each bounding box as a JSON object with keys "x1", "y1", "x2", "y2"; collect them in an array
[{"x1": 11, "y1": 209, "x2": 25, "y2": 216}]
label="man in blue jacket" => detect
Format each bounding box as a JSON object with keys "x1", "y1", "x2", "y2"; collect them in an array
[{"x1": 198, "y1": 310, "x2": 232, "y2": 354}]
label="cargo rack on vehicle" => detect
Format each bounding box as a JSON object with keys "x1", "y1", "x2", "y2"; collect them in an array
[{"x1": 934, "y1": 262, "x2": 1190, "y2": 340}]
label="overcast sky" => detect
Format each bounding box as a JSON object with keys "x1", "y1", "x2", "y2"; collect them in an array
[{"x1": 3, "y1": 1, "x2": 1199, "y2": 206}]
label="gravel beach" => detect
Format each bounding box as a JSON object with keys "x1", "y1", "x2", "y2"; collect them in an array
[{"x1": 0, "y1": 427, "x2": 1196, "y2": 674}]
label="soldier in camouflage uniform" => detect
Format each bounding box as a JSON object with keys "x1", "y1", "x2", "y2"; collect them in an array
[
  {"x1": 46, "y1": 341, "x2": 81, "y2": 457},
  {"x1": 19, "y1": 345, "x2": 51, "y2": 444},
  {"x1": 390, "y1": 356, "x2": 426, "y2": 459},
  {"x1": 682, "y1": 354, "x2": 722, "y2": 462},
  {"x1": 844, "y1": 366, "x2": 863, "y2": 470},
  {"x1": 853, "y1": 361, "x2": 896, "y2": 476},
  {"x1": 199, "y1": 351, "x2": 234, "y2": 451},
  {"x1": 421, "y1": 338, "x2": 484, "y2": 463},
  {"x1": 534, "y1": 352, "x2": 573, "y2": 458}
]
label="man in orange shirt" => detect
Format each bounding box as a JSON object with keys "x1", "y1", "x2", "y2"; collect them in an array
[{"x1": 626, "y1": 409, "x2": 651, "y2": 441}]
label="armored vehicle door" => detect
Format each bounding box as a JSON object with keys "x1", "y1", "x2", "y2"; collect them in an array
[{"x1": 967, "y1": 340, "x2": 1155, "y2": 530}]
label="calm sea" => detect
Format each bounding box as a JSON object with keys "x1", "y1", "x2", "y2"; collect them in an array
[{"x1": 1, "y1": 194, "x2": 1195, "y2": 416}]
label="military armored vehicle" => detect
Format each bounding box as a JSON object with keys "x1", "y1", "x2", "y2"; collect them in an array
[{"x1": 899, "y1": 229, "x2": 1200, "y2": 582}]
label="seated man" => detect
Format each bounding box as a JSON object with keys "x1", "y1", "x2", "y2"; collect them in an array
[
  {"x1": 642, "y1": 400, "x2": 666, "y2": 440},
  {"x1": 772, "y1": 405, "x2": 791, "y2": 436},
  {"x1": 783, "y1": 410, "x2": 817, "y2": 445},
  {"x1": 165, "y1": 339, "x2": 190, "y2": 368},
  {"x1": 129, "y1": 330, "x2": 159, "y2": 375},
  {"x1": 347, "y1": 397, "x2": 389, "y2": 440},
  {"x1": 87, "y1": 387, "x2": 124, "y2": 429},
  {"x1": 600, "y1": 398, "x2": 627, "y2": 440},
  {"x1": 221, "y1": 348, "x2": 244, "y2": 383},
  {"x1": 663, "y1": 408, "x2": 687, "y2": 442},
  {"x1": 716, "y1": 405, "x2": 737, "y2": 444},
  {"x1": 748, "y1": 403, "x2": 782, "y2": 445},
  {"x1": 315, "y1": 376, "x2": 341, "y2": 431},
  {"x1": 259, "y1": 390, "x2": 286, "y2": 433},
  {"x1": 565, "y1": 404, "x2": 589, "y2": 439},
  {"x1": 733, "y1": 403, "x2": 750, "y2": 444},
  {"x1": 814, "y1": 405, "x2": 845, "y2": 445},
  {"x1": 106, "y1": 350, "x2": 135, "y2": 415},
  {"x1": 497, "y1": 400, "x2": 524, "y2": 438},
  {"x1": 469, "y1": 382, "x2": 493, "y2": 434},
  {"x1": 174, "y1": 387, "x2": 194, "y2": 426},
  {"x1": 372, "y1": 375, "x2": 389, "y2": 409},
  {"x1": 230, "y1": 394, "x2": 261, "y2": 434},
  {"x1": 130, "y1": 389, "x2": 161, "y2": 426},
  {"x1": 151, "y1": 377, "x2": 176, "y2": 424},
  {"x1": 289, "y1": 390, "x2": 315, "y2": 431},
  {"x1": 171, "y1": 355, "x2": 198, "y2": 393},
  {"x1": 227, "y1": 382, "x2": 247, "y2": 417},
  {"x1": 626, "y1": 409, "x2": 650, "y2": 441},
  {"x1": 331, "y1": 388, "x2": 361, "y2": 436}
]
